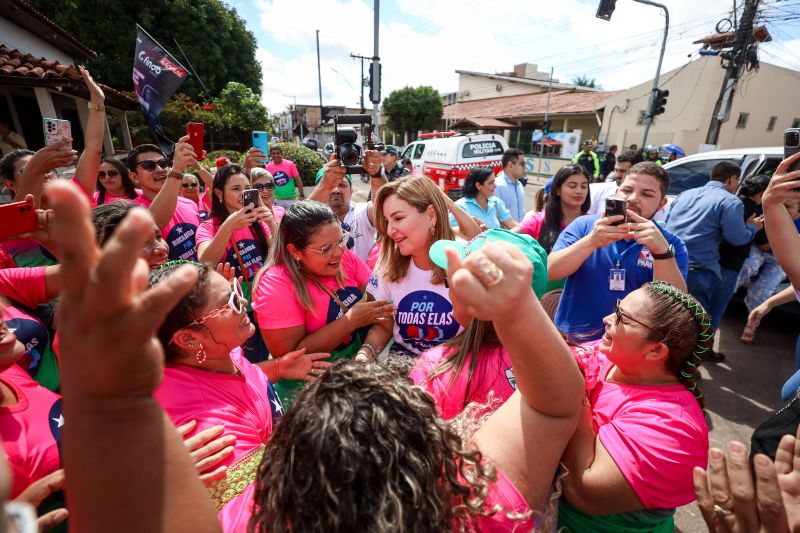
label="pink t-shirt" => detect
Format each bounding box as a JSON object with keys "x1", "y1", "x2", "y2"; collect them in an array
[
  {"x1": 410, "y1": 345, "x2": 516, "y2": 420},
  {"x1": 271, "y1": 204, "x2": 286, "y2": 225},
  {"x1": 0, "y1": 364, "x2": 62, "y2": 498},
  {"x1": 196, "y1": 220, "x2": 272, "y2": 280},
  {"x1": 154, "y1": 348, "x2": 283, "y2": 533},
  {"x1": 134, "y1": 195, "x2": 200, "y2": 261},
  {"x1": 92, "y1": 189, "x2": 143, "y2": 207},
  {"x1": 366, "y1": 242, "x2": 380, "y2": 270},
  {"x1": 266, "y1": 159, "x2": 300, "y2": 200},
  {"x1": 574, "y1": 343, "x2": 709, "y2": 509},
  {"x1": 519, "y1": 210, "x2": 546, "y2": 239},
  {"x1": 0, "y1": 247, "x2": 16, "y2": 269}
]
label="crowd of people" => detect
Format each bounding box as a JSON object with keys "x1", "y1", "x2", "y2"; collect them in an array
[{"x1": 0, "y1": 68, "x2": 799, "y2": 533}]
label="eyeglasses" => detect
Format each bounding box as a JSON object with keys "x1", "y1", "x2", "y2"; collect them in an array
[
  {"x1": 306, "y1": 231, "x2": 348, "y2": 257},
  {"x1": 171, "y1": 278, "x2": 244, "y2": 343},
  {"x1": 181, "y1": 183, "x2": 198, "y2": 188},
  {"x1": 98, "y1": 170, "x2": 120, "y2": 179},
  {"x1": 136, "y1": 159, "x2": 170, "y2": 172},
  {"x1": 253, "y1": 182, "x2": 275, "y2": 191},
  {"x1": 612, "y1": 299, "x2": 665, "y2": 341}
]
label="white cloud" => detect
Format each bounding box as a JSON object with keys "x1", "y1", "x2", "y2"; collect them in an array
[{"x1": 254, "y1": 0, "x2": 797, "y2": 116}]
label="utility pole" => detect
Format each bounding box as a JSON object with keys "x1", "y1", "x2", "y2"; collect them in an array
[
  {"x1": 283, "y1": 94, "x2": 302, "y2": 141},
  {"x1": 538, "y1": 68, "x2": 554, "y2": 175},
  {"x1": 372, "y1": 0, "x2": 381, "y2": 136},
  {"x1": 350, "y1": 53, "x2": 371, "y2": 113},
  {"x1": 705, "y1": 0, "x2": 759, "y2": 147},
  {"x1": 316, "y1": 30, "x2": 323, "y2": 132},
  {"x1": 636, "y1": 0, "x2": 669, "y2": 148}
]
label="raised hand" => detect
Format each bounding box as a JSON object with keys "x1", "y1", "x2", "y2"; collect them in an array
[
  {"x1": 763, "y1": 152, "x2": 800, "y2": 208},
  {"x1": 588, "y1": 214, "x2": 629, "y2": 249},
  {"x1": 171, "y1": 135, "x2": 197, "y2": 175},
  {"x1": 79, "y1": 66, "x2": 105, "y2": 105},
  {"x1": 625, "y1": 209, "x2": 670, "y2": 255},
  {"x1": 345, "y1": 298, "x2": 395, "y2": 329},
  {"x1": 276, "y1": 348, "x2": 332, "y2": 381}
]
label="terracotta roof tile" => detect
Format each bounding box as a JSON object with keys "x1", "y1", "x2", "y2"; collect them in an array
[
  {"x1": 443, "y1": 90, "x2": 620, "y2": 120},
  {"x1": 0, "y1": 44, "x2": 81, "y2": 80}
]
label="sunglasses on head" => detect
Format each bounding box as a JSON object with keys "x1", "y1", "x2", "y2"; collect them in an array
[
  {"x1": 181, "y1": 183, "x2": 198, "y2": 188},
  {"x1": 169, "y1": 278, "x2": 245, "y2": 345},
  {"x1": 98, "y1": 170, "x2": 120, "y2": 179},
  {"x1": 253, "y1": 182, "x2": 275, "y2": 191},
  {"x1": 136, "y1": 159, "x2": 170, "y2": 172}
]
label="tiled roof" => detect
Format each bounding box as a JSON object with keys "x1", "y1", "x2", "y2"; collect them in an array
[
  {"x1": 2, "y1": 0, "x2": 96, "y2": 60},
  {"x1": 443, "y1": 90, "x2": 620, "y2": 121},
  {"x1": 450, "y1": 117, "x2": 519, "y2": 129},
  {"x1": 0, "y1": 44, "x2": 81, "y2": 79},
  {"x1": 0, "y1": 44, "x2": 138, "y2": 110}
]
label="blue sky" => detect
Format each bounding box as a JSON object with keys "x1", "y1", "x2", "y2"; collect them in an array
[{"x1": 223, "y1": 0, "x2": 800, "y2": 114}]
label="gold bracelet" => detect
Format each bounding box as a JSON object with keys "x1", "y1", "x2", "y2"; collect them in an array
[{"x1": 87, "y1": 101, "x2": 105, "y2": 112}]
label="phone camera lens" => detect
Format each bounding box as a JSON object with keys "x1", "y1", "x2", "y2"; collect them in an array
[{"x1": 788, "y1": 132, "x2": 800, "y2": 147}]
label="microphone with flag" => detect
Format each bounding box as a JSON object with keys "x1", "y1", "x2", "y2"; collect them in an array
[{"x1": 132, "y1": 25, "x2": 191, "y2": 157}]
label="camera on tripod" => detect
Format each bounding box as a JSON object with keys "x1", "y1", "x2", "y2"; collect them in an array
[{"x1": 333, "y1": 114, "x2": 382, "y2": 174}]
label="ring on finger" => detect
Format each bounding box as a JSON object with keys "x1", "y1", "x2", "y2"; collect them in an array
[
  {"x1": 713, "y1": 504, "x2": 733, "y2": 516},
  {"x1": 472, "y1": 255, "x2": 504, "y2": 288}
]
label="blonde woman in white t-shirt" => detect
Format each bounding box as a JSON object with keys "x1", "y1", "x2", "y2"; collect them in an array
[{"x1": 361, "y1": 175, "x2": 481, "y2": 358}]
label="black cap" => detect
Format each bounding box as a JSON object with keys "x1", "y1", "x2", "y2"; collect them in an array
[{"x1": 382, "y1": 146, "x2": 399, "y2": 156}]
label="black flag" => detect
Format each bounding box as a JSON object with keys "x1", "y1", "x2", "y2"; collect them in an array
[{"x1": 132, "y1": 25, "x2": 190, "y2": 156}]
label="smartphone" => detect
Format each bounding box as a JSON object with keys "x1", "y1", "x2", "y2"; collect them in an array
[
  {"x1": 187, "y1": 122, "x2": 204, "y2": 158},
  {"x1": 252, "y1": 131, "x2": 269, "y2": 163},
  {"x1": 242, "y1": 189, "x2": 260, "y2": 211},
  {"x1": 0, "y1": 197, "x2": 38, "y2": 241},
  {"x1": 785, "y1": 128, "x2": 800, "y2": 172},
  {"x1": 605, "y1": 197, "x2": 628, "y2": 226},
  {"x1": 42, "y1": 118, "x2": 72, "y2": 151}
]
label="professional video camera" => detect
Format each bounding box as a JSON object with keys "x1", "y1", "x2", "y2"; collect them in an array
[{"x1": 333, "y1": 114, "x2": 383, "y2": 174}]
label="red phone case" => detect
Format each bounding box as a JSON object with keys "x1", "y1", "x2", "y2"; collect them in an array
[
  {"x1": 187, "y1": 122, "x2": 204, "y2": 157},
  {"x1": 0, "y1": 197, "x2": 38, "y2": 241}
]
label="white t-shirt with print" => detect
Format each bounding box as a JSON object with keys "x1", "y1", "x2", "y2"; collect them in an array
[
  {"x1": 367, "y1": 259, "x2": 461, "y2": 355},
  {"x1": 342, "y1": 201, "x2": 376, "y2": 262}
]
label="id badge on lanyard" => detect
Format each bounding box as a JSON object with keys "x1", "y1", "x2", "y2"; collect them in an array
[{"x1": 610, "y1": 241, "x2": 638, "y2": 292}]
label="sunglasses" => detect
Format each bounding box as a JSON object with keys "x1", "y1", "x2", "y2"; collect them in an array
[
  {"x1": 181, "y1": 183, "x2": 199, "y2": 188},
  {"x1": 136, "y1": 159, "x2": 170, "y2": 172},
  {"x1": 612, "y1": 299, "x2": 665, "y2": 341},
  {"x1": 306, "y1": 231, "x2": 348, "y2": 257},
  {"x1": 253, "y1": 182, "x2": 275, "y2": 191},
  {"x1": 98, "y1": 170, "x2": 120, "y2": 179},
  {"x1": 170, "y1": 278, "x2": 244, "y2": 344}
]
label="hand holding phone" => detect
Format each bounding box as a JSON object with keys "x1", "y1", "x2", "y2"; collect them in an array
[
  {"x1": 252, "y1": 131, "x2": 269, "y2": 164},
  {"x1": 605, "y1": 198, "x2": 628, "y2": 226},
  {"x1": 43, "y1": 118, "x2": 72, "y2": 152}
]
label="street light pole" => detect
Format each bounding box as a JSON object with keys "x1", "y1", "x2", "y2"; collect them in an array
[
  {"x1": 283, "y1": 94, "x2": 301, "y2": 141},
  {"x1": 634, "y1": 0, "x2": 669, "y2": 148}
]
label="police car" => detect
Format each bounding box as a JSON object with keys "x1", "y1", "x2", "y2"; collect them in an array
[{"x1": 400, "y1": 132, "x2": 509, "y2": 199}]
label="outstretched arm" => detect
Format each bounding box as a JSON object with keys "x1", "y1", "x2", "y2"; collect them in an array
[
  {"x1": 71, "y1": 68, "x2": 106, "y2": 197},
  {"x1": 763, "y1": 153, "x2": 800, "y2": 289}
]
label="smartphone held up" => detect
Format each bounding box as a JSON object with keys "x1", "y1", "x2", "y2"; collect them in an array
[
  {"x1": 187, "y1": 122, "x2": 204, "y2": 158},
  {"x1": 783, "y1": 128, "x2": 800, "y2": 191},
  {"x1": 43, "y1": 118, "x2": 72, "y2": 151},
  {"x1": 605, "y1": 197, "x2": 628, "y2": 226},
  {"x1": 0, "y1": 196, "x2": 38, "y2": 241}
]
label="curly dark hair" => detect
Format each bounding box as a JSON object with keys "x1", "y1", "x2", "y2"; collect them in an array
[
  {"x1": 463, "y1": 166, "x2": 494, "y2": 198},
  {"x1": 91, "y1": 201, "x2": 136, "y2": 246},
  {"x1": 250, "y1": 360, "x2": 501, "y2": 533}
]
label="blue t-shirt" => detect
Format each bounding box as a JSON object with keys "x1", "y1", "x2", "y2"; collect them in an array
[
  {"x1": 552, "y1": 214, "x2": 689, "y2": 339},
  {"x1": 449, "y1": 196, "x2": 512, "y2": 230}
]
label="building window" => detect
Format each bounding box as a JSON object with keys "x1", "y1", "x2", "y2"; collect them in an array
[
  {"x1": 793, "y1": 118, "x2": 800, "y2": 129},
  {"x1": 736, "y1": 112, "x2": 749, "y2": 129},
  {"x1": 767, "y1": 116, "x2": 778, "y2": 132}
]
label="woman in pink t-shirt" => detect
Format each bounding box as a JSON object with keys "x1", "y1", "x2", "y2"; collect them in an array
[
  {"x1": 250, "y1": 167, "x2": 286, "y2": 225},
  {"x1": 250, "y1": 241, "x2": 585, "y2": 532},
  {"x1": 252, "y1": 201, "x2": 394, "y2": 405},
  {"x1": 558, "y1": 281, "x2": 712, "y2": 532},
  {"x1": 149, "y1": 262, "x2": 330, "y2": 533},
  {"x1": 93, "y1": 158, "x2": 142, "y2": 207}
]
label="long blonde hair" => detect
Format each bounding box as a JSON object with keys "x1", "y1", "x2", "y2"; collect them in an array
[{"x1": 373, "y1": 175, "x2": 454, "y2": 284}]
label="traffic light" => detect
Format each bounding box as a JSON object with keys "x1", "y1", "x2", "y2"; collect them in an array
[
  {"x1": 543, "y1": 120, "x2": 551, "y2": 135},
  {"x1": 596, "y1": 0, "x2": 618, "y2": 20},
  {"x1": 651, "y1": 88, "x2": 669, "y2": 116},
  {"x1": 369, "y1": 62, "x2": 381, "y2": 104}
]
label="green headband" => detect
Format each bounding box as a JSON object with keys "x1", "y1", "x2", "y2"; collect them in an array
[
  {"x1": 156, "y1": 260, "x2": 204, "y2": 271},
  {"x1": 647, "y1": 280, "x2": 714, "y2": 400}
]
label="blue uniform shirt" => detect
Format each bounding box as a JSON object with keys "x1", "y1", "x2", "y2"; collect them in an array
[
  {"x1": 553, "y1": 214, "x2": 689, "y2": 339},
  {"x1": 494, "y1": 172, "x2": 526, "y2": 222},
  {"x1": 449, "y1": 196, "x2": 512, "y2": 229},
  {"x1": 665, "y1": 180, "x2": 756, "y2": 278}
]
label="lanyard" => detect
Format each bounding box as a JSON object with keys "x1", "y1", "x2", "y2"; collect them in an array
[{"x1": 611, "y1": 241, "x2": 640, "y2": 269}]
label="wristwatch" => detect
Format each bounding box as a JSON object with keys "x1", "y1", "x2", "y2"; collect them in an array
[
  {"x1": 87, "y1": 101, "x2": 105, "y2": 112},
  {"x1": 651, "y1": 244, "x2": 675, "y2": 260}
]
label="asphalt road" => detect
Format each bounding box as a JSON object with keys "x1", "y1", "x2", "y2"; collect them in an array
[{"x1": 348, "y1": 174, "x2": 799, "y2": 532}]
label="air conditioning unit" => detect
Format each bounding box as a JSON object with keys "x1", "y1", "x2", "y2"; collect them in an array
[
  {"x1": 458, "y1": 90, "x2": 470, "y2": 97},
  {"x1": 496, "y1": 84, "x2": 502, "y2": 92}
]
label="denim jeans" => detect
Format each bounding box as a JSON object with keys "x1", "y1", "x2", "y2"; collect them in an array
[
  {"x1": 687, "y1": 267, "x2": 718, "y2": 319},
  {"x1": 737, "y1": 248, "x2": 787, "y2": 312},
  {"x1": 708, "y1": 267, "x2": 740, "y2": 330},
  {"x1": 781, "y1": 333, "x2": 800, "y2": 401}
]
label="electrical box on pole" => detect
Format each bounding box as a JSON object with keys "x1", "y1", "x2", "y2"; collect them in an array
[{"x1": 369, "y1": 62, "x2": 381, "y2": 104}]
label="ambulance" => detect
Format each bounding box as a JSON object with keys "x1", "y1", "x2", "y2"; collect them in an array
[{"x1": 400, "y1": 132, "x2": 509, "y2": 199}]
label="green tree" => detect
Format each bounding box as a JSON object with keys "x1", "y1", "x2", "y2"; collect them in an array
[
  {"x1": 572, "y1": 75, "x2": 600, "y2": 89},
  {"x1": 211, "y1": 82, "x2": 270, "y2": 149},
  {"x1": 26, "y1": 0, "x2": 261, "y2": 99},
  {"x1": 382, "y1": 86, "x2": 444, "y2": 137}
]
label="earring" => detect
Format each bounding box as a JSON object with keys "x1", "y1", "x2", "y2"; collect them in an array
[
  {"x1": 188, "y1": 343, "x2": 207, "y2": 364},
  {"x1": 430, "y1": 224, "x2": 436, "y2": 236}
]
